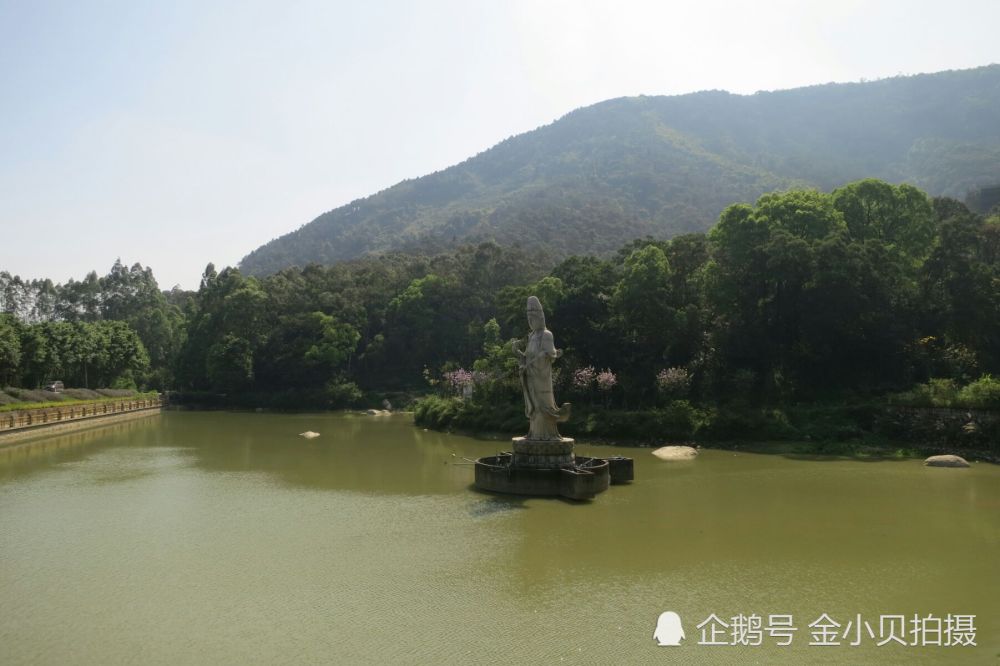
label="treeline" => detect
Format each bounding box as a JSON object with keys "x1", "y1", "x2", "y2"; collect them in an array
[
  {"x1": 172, "y1": 243, "x2": 552, "y2": 407},
  {"x1": 174, "y1": 178, "x2": 1000, "y2": 420},
  {"x1": 2, "y1": 179, "x2": 998, "y2": 427},
  {"x1": 414, "y1": 179, "x2": 1000, "y2": 445},
  {"x1": 0, "y1": 261, "x2": 184, "y2": 388},
  {"x1": 428, "y1": 180, "x2": 1000, "y2": 405}
]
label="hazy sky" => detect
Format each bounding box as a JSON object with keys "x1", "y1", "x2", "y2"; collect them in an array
[{"x1": 1, "y1": 0, "x2": 998, "y2": 290}]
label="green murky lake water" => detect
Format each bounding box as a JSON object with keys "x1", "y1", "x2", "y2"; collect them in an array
[{"x1": 1, "y1": 411, "x2": 998, "y2": 664}]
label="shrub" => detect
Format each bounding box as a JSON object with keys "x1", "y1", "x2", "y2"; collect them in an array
[
  {"x1": 111, "y1": 374, "x2": 138, "y2": 391},
  {"x1": 892, "y1": 378, "x2": 958, "y2": 408},
  {"x1": 325, "y1": 380, "x2": 363, "y2": 407},
  {"x1": 413, "y1": 395, "x2": 463, "y2": 429},
  {"x1": 957, "y1": 375, "x2": 1000, "y2": 409}
]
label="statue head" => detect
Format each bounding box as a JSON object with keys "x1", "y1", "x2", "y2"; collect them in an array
[{"x1": 526, "y1": 296, "x2": 546, "y2": 332}]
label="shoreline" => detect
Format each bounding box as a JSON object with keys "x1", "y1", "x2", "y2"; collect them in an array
[
  {"x1": 419, "y1": 422, "x2": 1000, "y2": 464},
  {"x1": 0, "y1": 406, "x2": 163, "y2": 448}
]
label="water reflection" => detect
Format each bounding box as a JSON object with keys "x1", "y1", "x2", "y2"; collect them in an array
[
  {"x1": 466, "y1": 495, "x2": 528, "y2": 518},
  {"x1": 0, "y1": 413, "x2": 165, "y2": 481},
  {"x1": 1, "y1": 411, "x2": 998, "y2": 664}
]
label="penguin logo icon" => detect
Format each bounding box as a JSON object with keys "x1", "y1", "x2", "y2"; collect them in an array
[{"x1": 653, "y1": 611, "x2": 685, "y2": 646}]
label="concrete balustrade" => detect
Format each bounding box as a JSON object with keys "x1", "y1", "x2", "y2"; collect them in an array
[{"x1": 1, "y1": 396, "x2": 163, "y2": 433}]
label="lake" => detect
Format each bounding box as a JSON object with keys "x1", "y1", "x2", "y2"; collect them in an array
[{"x1": 1, "y1": 411, "x2": 997, "y2": 664}]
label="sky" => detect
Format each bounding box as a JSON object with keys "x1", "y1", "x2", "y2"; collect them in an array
[{"x1": 1, "y1": 0, "x2": 998, "y2": 290}]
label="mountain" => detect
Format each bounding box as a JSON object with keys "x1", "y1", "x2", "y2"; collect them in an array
[{"x1": 240, "y1": 64, "x2": 1000, "y2": 276}]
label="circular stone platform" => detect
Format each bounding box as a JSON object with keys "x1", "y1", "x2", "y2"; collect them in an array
[
  {"x1": 512, "y1": 436, "x2": 575, "y2": 467},
  {"x1": 474, "y1": 454, "x2": 610, "y2": 500}
]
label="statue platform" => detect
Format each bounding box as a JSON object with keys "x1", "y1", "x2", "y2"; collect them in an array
[
  {"x1": 474, "y1": 437, "x2": 634, "y2": 501},
  {"x1": 512, "y1": 436, "x2": 575, "y2": 467}
]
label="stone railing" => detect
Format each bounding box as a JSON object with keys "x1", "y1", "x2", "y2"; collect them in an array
[{"x1": 1, "y1": 395, "x2": 163, "y2": 432}]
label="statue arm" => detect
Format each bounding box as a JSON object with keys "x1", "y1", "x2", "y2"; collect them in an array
[{"x1": 512, "y1": 339, "x2": 527, "y2": 370}]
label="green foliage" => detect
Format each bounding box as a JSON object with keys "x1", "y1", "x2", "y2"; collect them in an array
[
  {"x1": 240, "y1": 66, "x2": 1000, "y2": 277},
  {"x1": 324, "y1": 380, "x2": 364, "y2": 407},
  {"x1": 303, "y1": 312, "x2": 360, "y2": 369},
  {"x1": 754, "y1": 189, "x2": 845, "y2": 240},
  {"x1": 893, "y1": 378, "x2": 959, "y2": 408},
  {"x1": 206, "y1": 334, "x2": 254, "y2": 393},
  {"x1": 833, "y1": 179, "x2": 935, "y2": 262},
  {"x1": 957, "y1": 375, "x2": 1000, "y2": 409},
  {"x1": 1, "y1": 260, "x2": 180, "y2": 389},
  {"x1": 892, "y1": 375, "x2": 1000, "y2": 410},
  {"x1": 6, "y1": 170, "x2": 1000, "y2": 445},
  {"x1": 403, "y1": 177, "x2": 1000, "y2": 449},
  {"x1": 413, "y1": 395, "x2": 465, "y2": 429},
  {"x1": 0, "y1": 315, "x2": 21, "y2": 385}
]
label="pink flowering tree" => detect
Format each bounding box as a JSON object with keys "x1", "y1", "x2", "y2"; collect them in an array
[
  {"x1": 656, "y1": 367, "x2": 691, "y2": 399},
  {"x1": 596, "y1": 368, "x2": 617, "y2": 407},
  {"x1": 573, "y1": 366, "x2": 596, "y2": 390},
  {"x1": 442, "y1": 368, "x2": 474, "y2": 397}
]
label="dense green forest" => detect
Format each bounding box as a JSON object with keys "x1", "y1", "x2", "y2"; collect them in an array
[
  {"x1": 241, "y1": 65, "x2": 1000, "y2": 276},
  {"x1": 0, "y1": 261, "x2": 183, "y2": 390},
  {"x1": 2, "y1": 179, "x2": 999, "y2": 449}
]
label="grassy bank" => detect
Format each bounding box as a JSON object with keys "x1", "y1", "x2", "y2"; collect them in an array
[{"x1": 0, "y1": 387, "x2": 159, "y2": 413}]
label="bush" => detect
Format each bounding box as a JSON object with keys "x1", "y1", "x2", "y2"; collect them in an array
[
  {"x1": 892, "y1": 375, "x2": 1000, "y2": 410},
  {"x1": 699, "y1": 407, "x2": 801, "y2": 441},
  {"x1": 957, "y1": 375, "x2": 1000, "y2": 409},
  {"x1": 891, "y1": 378, "x2": 959, "y2": 408},
  {"x1": 111, "y1": 374, "x2": 138, "y2": 391},
  {"x1": 325, "y1": 381, "x2": 363, "y2": 408},
  {"x1": 413, "y1": 395, "x2": 463, "y2": 429}
]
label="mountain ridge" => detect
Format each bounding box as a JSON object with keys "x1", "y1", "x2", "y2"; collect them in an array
[{"x1": 240, "y1": 64, "x2": 1000, "y2": 276}]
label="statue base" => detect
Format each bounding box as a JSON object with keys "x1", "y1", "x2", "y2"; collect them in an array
[
  {"x1": 511, "y1": 436, "x2": 574, "y2": 468},
  {"x1": 474, "y1": 453, "x2": 612, "y2": 500},
  {"x1": 471, "y1": 437, "x2": 634, "y2": 501}
]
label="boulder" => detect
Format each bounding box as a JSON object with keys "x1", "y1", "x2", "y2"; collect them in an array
[
  {"x1": 652, "y1": 445, "x2": 699, "y2": 461},
  {"x1": 924, "y1": 454, "x2": 969, "y2": 468},
  {"x1": 298, "y1": 431, "x2": 320, "y2": 439}
]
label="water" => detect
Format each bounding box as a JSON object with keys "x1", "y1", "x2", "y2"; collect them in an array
[{"x1": 1, "y1": 411, "x2": 997, "y2": 664}]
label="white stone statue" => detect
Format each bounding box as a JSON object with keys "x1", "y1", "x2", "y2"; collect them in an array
[{"x1": 513, "y1": 296, "x2": 570, "y2": 440}]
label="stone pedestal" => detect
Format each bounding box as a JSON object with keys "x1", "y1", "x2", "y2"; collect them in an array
[{"x1": 512, "y1": 436, "x2": 575, "y2": 468}]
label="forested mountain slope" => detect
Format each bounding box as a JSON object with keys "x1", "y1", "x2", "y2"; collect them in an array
[{"x1": 241, "y1": 64, "x2": 1000, "y2": 276}]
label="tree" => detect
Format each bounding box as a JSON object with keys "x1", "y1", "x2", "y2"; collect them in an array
[
  {"x1": 920, "y1": 208, "x2": 1000, "y2": 373},
  {"x1": 206, "y1": 335, "x2": 254, "y2": 393},
  {"x1": 833, "y1": 179, "x2": 935, "y2": 263},
  {"x1": 0, "y1": 315, "x2": 21, "y2": 385}
]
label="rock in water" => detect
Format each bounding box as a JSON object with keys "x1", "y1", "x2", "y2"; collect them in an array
[
  {"x1": 298, "y1": 431, "x2": 320, "y2": 439},
  {"x1": 924, "y1": 454, "x2": 969, "y2": 468},
  {"x1": 652, "y1": 445, "x2": 699, "y2": 461}
]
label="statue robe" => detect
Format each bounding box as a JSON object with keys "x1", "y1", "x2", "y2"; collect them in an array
[{"x1": 520, "y1": 328, "x2": 566, "y2": 439}]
